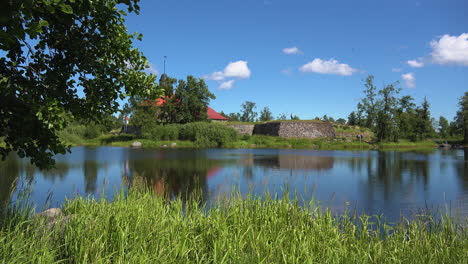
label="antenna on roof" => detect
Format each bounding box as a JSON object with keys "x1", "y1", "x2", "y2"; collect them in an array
[{"x1": 163, "y1": 56, "x2": 167, "y2": 75}]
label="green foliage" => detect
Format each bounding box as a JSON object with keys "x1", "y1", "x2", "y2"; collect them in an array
[
  {"x1": 277, "y1": 113, "x2": 288, "y2": 120},
  {"x1": 414, "y1": 97, "x2": 433, "y2": 141},
  {"x1": 1, "y1": 188, "x2": 466, "y2": 263},
  {"x1": 180, "y1": 122, "x2": 238, "y2": 147},
  {"x1": 58, "y1": 122, "x2": 106, "y2": 145},
  {"x1": 438, "y1": 116, "x2": 450, "y2": 138},
  {"x1": 259, "y1": 107, "x2": 273, "y2": 121},
  {"x1": 227, "y1": 112, "x2": 241, "y2": 121},
  {"x1": 358, "y1": 75, "x2": 379, "y2": 129},
  {"x1": 375, "y1": 82, "x2": 400, "y2": 142},
  {"x1": 158, "y1": 76, "x2": 215, "y2": 124},
  {"x1": 240, "y1": 101, "x2": 258, "y2": 122},
  {"x1": 0, "y1": 0, "x2": 161, "y2": 169},
  {"x1": 290, "y1": 114, "x2": 300, "y2": 120},
  {"x1": 336, "y1": 118, "x2": 346, "y2": 125},
  {"x1": 457, "y1": 92, "x2": 468, "y2": 143},
  {"x1": 143, "y1": 124, "x2": 180, "y2": 141}
]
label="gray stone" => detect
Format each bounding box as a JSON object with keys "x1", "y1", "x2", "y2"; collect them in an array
[
  {"x1": 36, "y1": 208, "x2": 63, "y2": 220},
  {"x1": 227, "y1": 124, "x2": 255, "y2": 135},
  {"x1": 162, "y1": 144, "x2": 168, "y2": 148},
  {"x1": 171, "y1": 142, "x2": 177, "y2": 148},
  {"x1": 131, "y1": 141, "x2": 142, "y2": 148},
  {"x1": 254, "y1": 121, "x2": 335, "y2": 138},
  {"x1": 439, "y1": 143, "x2": 451, "y2": 148}
]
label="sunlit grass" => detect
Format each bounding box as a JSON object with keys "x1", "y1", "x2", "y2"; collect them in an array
[{"x1": 1, "y1": 184, "x2": 466, "y2": 263}]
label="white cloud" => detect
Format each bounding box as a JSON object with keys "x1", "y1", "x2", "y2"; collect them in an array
[
  {"x1": 407, "y1": 59, "x2": 424, "y2": 68},
  {"x1": 223, "y1": 61, "x2": 251, "y2": 78},
  {"x1": 283, "y1": 46, "x2": 302, "y2": 55},
  {"x1": 430, "y1": 33, "x2": 468, "y2": 65},
  {"x1": 204, "y1": 60, "x2": 251, "y2": 90},
  {"x1": 205, "y1": 60, "x2": 251, "y2": 80},
  {"x1": 299, "y1": 58, "x2": 357, "y2": 76},
  {"x1": 219, "y1": 80, "x2": 235, "y2": 90},
  {"x1": 401, "y1": 73, "x2": 416, "y2": 88},
  {"x1": 392, "y1": 68, "x2": 402, "y2": 72}
]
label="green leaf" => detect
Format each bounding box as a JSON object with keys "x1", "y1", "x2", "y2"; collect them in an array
[
  {"x1": 60, "y1": 4, "x2": 73, "y2": 14},
  {"x1": 38, "y1": 20, "x2": 49, "y2": 27}
]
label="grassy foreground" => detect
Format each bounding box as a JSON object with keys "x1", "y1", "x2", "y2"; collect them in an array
[{"x1": 1, "y1": 187, "x2": 467, "y2": 263}]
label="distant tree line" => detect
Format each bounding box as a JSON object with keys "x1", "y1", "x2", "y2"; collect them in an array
[
  {"x1": 220, "y1": 102, "x2": 304, "y2": 122},
  {"x1": 347, "y1": 75, "x2": 467, "y2": 142}
]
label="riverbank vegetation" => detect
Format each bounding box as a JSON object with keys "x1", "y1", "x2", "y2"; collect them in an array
[{"x1": 1, "y1": 185, "x2": 466, "y2": 263}]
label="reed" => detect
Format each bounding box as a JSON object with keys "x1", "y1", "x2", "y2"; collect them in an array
[{"x1": 2, "y1": 186, "x2": 465, "y2": 263}]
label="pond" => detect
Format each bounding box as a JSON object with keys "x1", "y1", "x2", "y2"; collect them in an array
[{"x1": 1, "y1": 147, "x2": 467, "y2": 222}]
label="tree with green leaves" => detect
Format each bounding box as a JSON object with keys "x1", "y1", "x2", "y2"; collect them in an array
[
  {"x1": 290, "y1": 114, "x2": 300, "y2": 120},
  {"x1": 259, "y1": 107, "x2": 273, "y2": 121},
  {"x1": 438, "y1": 116, "x2": 449, "y2": 139},
  {"x1": 0, "y1": 0, "x2": 159, "y2": 168},
  {"x1": 240, "y1": 101, "x2": 257, "y2": 122},
  {"x1": 395, "y1": 96, "x2": 417, "y2": 140},
  {"x1": 336, "y1": 118, "x2": 346, "y2": 125},
  {"x1": 457, "y1": 92, "x2": 468, "y2": 143},
  {"x1": 375, "y1": 82, "x2": 400, "y2": 142},
  {"x1": 347, "y1": 112, "x2": 358, "y2": 126},
  {"x1": 277, "y1": 113, "x2": 288, "y2": 120},
  {"x1": 358, "y1": 75, "x2": 379, "y2": 129},
  {"x1": 164, "y1": 76, "x2": 215, "y2": 124},
  {"x1": 227, "y1": 113, "x2": 241, "y2": 122},
  {"x1": 414, "y1": 97, "x2": 432, "y2": 141}
]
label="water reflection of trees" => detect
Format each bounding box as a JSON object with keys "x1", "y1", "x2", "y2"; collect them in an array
[
  {"x1": 253, "y1": 155, "x2": 335, "y2": 171},
  {"x1": 123, "y1": 157, "x2": 224, "y2": 202},
  {"x1": 455, "y1": 148, "x2": 468, "y2": 192},
  {"x1": 0, "y1": 155, "x2": 36, "y2": 210},
  {"x1": 83, "y1": 148, "x2": 98, "y2": 194},
  {"x1": 345, "y1": 151, "x2": 433, "y2": 216}
]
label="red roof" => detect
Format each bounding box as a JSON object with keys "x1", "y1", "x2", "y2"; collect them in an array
[{"x1": 207, "y1": 107, "x2": 228, "y2": 120}]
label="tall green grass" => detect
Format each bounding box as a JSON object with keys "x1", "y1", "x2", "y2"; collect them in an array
[{"x1": 1, "y1": 185, "x2": 466, "y2": 263}]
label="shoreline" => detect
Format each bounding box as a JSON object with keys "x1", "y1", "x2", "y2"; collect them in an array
[{"x1": 71, "y1": 134, "x2": 458, "y2": 151}]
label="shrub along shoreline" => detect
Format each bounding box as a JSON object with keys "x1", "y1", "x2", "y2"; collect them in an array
[
  {"x1": 57, "y1": 122, "x2": 462, "y2": 150},
  {"x1": 1, "y1": 186, "x2": 466, "y2": 263}
]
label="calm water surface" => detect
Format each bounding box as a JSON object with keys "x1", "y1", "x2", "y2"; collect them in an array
[{"x1": 1, "y1": 147, "x2": 467, "y2": 222}]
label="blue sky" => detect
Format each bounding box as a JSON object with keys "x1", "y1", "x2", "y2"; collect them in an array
[{"x1": 125, "y1": 0, "x2": 468, "y2": 120}]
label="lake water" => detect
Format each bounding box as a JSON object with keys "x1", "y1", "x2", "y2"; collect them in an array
[{"x1": 1, "y1": 147, "x2": 467, "y2": 222}]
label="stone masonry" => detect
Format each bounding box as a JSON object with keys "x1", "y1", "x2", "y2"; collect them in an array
[{"x1": 228, "y1": 121, "x2": 335, "y2": 138}]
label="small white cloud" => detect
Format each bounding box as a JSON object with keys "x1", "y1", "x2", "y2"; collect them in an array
[
  {"x1": 145, "y1": 62, "x2": 159, "y2": 75},
  {"x1": 204, "y1": 60, "x2": 251, "y2": 90},
  {"x1": 223, "y1": 61, "x2": 251, "y2": 78},
  {"x1": 407, "y1": 59, "x2": 424, "y2": 68},
  {"x1": 299, "y1": 58, "x2": 357, "y2": 76},
  {"x1": 218, "y1": 80, "x2": 235, "y2": 90},
  {"x1": 205, "y1": 60, "x2": 251, "y2": 81},
  {"x1": 430, "y1": 33, "x2": 468, "y2": 65},
  {"x1": 392, "y1": 68, "x2": 402, "y2": 72},
  {"x1": 283, "y1": 46, "x2": 302, "y2": 55},
  {"x1": 401, "y1": 72, "x2": 416, "y2": 88}
]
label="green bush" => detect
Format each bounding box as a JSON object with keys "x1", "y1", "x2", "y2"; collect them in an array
[
  {"x1": 240, "y1": 133, "x2": 251, "y2": 140},
  {"x1": 82, "y1": 124, "x2": 106, "y2": 139},
  {"x1": 144, "y1": 124, "x2": 181, "y2": 141},
  {"x1": 58, "y1": 122, "x2": 105, "y2": 144},
  {"x1": 179, "y1": 122, "x2": 238, "y2": 147}
]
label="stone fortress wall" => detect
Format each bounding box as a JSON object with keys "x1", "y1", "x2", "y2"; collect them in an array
[{"x1": 227, "y1": 121, "x2": 335, "y2": 138}]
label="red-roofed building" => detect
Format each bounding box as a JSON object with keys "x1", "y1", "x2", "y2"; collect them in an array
[
  {"x1": 207, "y1": 107, "x2": 228, "y2": 121},
  {"x1": 141, "y1": 97, "x2": 228, "y2": 121}
]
